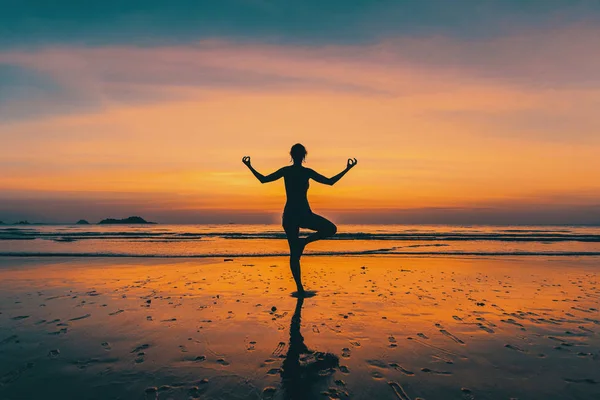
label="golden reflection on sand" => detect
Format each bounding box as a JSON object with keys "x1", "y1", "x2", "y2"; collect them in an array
[{"x1": 0, "y1": 256, "x2": 598, "y2": 399}]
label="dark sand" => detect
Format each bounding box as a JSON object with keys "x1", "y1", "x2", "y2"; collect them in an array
[{"x1": 0, "y1": 256, "x2": 599, "y2": 399}]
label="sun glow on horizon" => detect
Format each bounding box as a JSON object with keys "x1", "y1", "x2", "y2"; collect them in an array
[{"x1": 1, "y1": 26, "x2": 600, "y2": 224}]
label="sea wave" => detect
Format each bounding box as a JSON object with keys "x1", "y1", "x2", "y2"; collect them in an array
[
  {"x1": 2, "y1": 225, "x2": 600, "y2": 258},
  {"x1": 2, "y1": 250, "x2": 600, "y2": 257},
  {"x1": 2, "y1": 228, "x2": 600, "y2": 242}
]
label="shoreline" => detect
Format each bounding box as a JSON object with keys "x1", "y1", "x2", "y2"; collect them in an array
[{"x1": 3, "y1": 251, "x2": 600, "y2": 258}]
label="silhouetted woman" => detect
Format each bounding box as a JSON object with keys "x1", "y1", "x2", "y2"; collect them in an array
[{"x1": 242, "y1": 144, "x2": 357, "y2": 295}]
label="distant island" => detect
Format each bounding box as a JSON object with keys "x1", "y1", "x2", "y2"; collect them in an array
[
  {"x1": 98, "y1": 216, "x2": 156, "y2": 225},
  {"x1": 0, "y1": 220, "x2": 45, "y2": 225},
  {"x1": 76, "y1": 219, "x2": 90, "y2": 225}
]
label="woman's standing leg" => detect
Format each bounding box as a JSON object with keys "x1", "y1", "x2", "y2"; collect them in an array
[{"x1": 283, "y1": 219, "x2": 304, "y2": 293}]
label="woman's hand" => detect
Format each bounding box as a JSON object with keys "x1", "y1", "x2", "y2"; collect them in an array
[
  {"x1": 242, "y1": 156, "x2": 252, "y2": 167},
  {"x1": 346, "y1": 158, "x2": 358, "y2": 170}
]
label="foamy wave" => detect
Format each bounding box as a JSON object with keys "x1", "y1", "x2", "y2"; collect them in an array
[
  {"x1": 2, "y1": 227, "x2": 600, "y2": 243},
  {"x1": 2, "y1": 250, "x2": 600, "y2": 258}
]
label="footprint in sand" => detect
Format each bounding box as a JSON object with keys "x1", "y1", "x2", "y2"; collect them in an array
[
  {"x1": 322, "y1": 388, "x2": 350, "y2": 398},
  {"x1": 68, "y1": 314, "x2": 91, "y2": 321},
  {"x1": 477, "y1": 323, "x2": 495, "y2": 334},
  {"x1": 109, "y1": 310, "x2": 124, "y2": 316},
  {"x1": 388, "y1": 381, "x2": 411, "y2": 400},
  {"x1": 431, "y1": 354, "x2": 454, "y2": 364},
  {"x1": 504, "y1": 344, "x2": 526, "y2": 353},
  {"x1": 501, "y1": 319, "x2": 525, "y2": 330},
  {"x1": 342, "y1": 348, "x2": 351, "y2": 358},
  {"x1": 129, "y1": 343, "x2": 148, "y2": 363},
  {"x1": 339, "y1": 365, "x2": 350, "y2": 373},
  {"x1": 421, "y1": 367, "x2": 452, "y2": 375},
  {"x1": 388, "y1": 363, "x2": 414, "y2": 376},
  {"x1": 11, "y1": 315, "x2": 29, "y2": 321},
  {"x1": 439, "y1": 329, "x2": 465, "y2": 344},
  {"x1": 262, "y1": 387, "x2": 277, "y2": 399},
  {"x1": 216, "y1": 358, "x2": 230, "y2": 366},
  {"x1": 583, "y1": 317, "x2": 600, "y2": 325},
  {"x1": 271, "y1": 342, "x2": 286, "y2": 356},
  {"x1": 131, "y1": 344, "x2": 150, "y2": 353},
  {"x1": 101, "y1": 342, "x2": 111, "y2": 350},
  {"x1": 48, "y1": 349, "x2": 60, "y2": 358}
]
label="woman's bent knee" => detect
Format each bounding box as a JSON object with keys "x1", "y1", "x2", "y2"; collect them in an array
[{"x1": 329, "y1": 223, "x2": 337, "y2": 236}]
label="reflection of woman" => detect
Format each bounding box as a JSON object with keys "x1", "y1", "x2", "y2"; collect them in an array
[
  {"x1": 281, "y1": 296, "x2": 339, "y2": 399},
  {"x1": 242, "y1": 144, "x2": 357, "y2": 295}
]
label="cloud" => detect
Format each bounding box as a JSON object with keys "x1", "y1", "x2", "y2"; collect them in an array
[
  {"x1": 1, "y1": 22, "x2": 600, "y2": 123},
  {"x1": 1, "y1": 21, "x2": 600, "y2": 224}
]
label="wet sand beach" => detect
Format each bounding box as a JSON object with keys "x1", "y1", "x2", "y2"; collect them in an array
[{"x1": 0, "y1": 256, "x2": 599, "y2": 399}]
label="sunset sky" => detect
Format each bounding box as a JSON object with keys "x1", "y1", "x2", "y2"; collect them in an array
[{"x1": 1, "y1": 1, "x2": 599, "y2": 224}]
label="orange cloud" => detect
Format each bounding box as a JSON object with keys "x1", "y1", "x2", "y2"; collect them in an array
[{"x1": 1, "y1": 27, "x2": 599, "y2": 222}]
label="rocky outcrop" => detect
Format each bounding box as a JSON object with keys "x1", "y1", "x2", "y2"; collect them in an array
[{"x1": 98, "y1": 216, "x2": 156, "y2": 225}]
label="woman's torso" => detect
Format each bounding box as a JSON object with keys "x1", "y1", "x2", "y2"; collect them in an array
[{"x1": 283, "y1": 165, "x2": 311, "y2": 216}]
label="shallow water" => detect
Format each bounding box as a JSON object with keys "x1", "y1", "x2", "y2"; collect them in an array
[
  {"x1": 0, "y1": 256, "x2": 598, "y2": 399},
  {"x1": 2, "y1": 224, "x2": 600, "y2": 257}
]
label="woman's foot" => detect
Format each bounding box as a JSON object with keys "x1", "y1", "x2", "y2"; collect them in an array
[{"x1": 291, "y1": 289, "x2": 317, "y2": 298}]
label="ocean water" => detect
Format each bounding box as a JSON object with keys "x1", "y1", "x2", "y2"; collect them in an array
[{"x1": 1, "y1": 224, "x2": 600, "y2": 257}]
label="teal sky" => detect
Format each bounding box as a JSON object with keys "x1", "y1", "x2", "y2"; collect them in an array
[{"x1": 2, "y1": 1, "x2": 599, "y2": 47}]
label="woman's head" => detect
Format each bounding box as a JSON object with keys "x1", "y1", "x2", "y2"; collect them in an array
[{"x1": 290, "y1": 143, "x2": 307, "y2": 164}]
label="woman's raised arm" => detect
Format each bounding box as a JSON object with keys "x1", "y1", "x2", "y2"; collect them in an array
[
  {"x1": 309, "y1": 158, "x2": 357, "y2": 186},
  {"x1": 242, "y1": 156, "x2": 285, "y2": 184}
]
